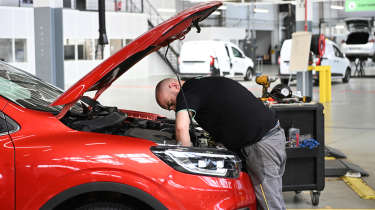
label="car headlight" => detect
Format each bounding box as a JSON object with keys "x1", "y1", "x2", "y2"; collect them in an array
[{"x1": 151, "y1": 146, "x2": 241, "y2": 178}]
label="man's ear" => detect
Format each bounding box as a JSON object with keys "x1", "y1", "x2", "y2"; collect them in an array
[{"x1": 169, "y1": 81, "x2": 180, "y2": 90}]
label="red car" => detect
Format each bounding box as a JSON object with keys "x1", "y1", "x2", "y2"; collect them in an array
[{"x1": 0, "y1": 1, "x2": 256, "y2": 209}]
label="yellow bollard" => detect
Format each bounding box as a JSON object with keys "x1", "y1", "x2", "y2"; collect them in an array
[{"x1": 308, "y1": 65, "x2": 331, "y2": 103}]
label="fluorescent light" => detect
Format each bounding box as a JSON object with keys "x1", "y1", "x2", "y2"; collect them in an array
[
  {"x1": 218, "y1": 5, "x2": 227, "y2": 10},
  {"x1": 335, "y1": 25, "x2": 345, "y2": 29},
  {"x1": 331, "y1": 5, "x2": 344, "y2": 10},
  {"x1": 254, "y1": 8, "x2": 269, "y2": 13},
  {"x1": 211, "y1": 11, "x2": 221, "y2": 16}
]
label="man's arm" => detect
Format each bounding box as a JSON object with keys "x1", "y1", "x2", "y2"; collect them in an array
[{"x1": 175, "y1": 110, "x2": 193, "y2": 147}]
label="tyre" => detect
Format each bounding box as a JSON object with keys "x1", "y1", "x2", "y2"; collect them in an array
[
  {"x1": 342, "y1": 68, "x2": 351, "y2": 83},
  {"x1": 76, "y1": 202, "x2": 135, "y2": 210},
  {"x1": 244, "y1": 67, "x2": 254, "y2": 81}
]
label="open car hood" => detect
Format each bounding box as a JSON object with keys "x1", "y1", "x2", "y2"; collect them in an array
[{"x1": 51, "y1": 1, "x2": 222, "y2": 117}]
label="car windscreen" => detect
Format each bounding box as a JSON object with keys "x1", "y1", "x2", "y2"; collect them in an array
[{"x1": 0, "y1": 62, "x2": 81, "y2": 114}]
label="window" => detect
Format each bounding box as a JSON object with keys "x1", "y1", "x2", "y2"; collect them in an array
[
  {"x1": 0, "y1": 39, "x2": 13, "y2": 62},
  {"x1": 15, "y1": 39, "x2": 27, "y2": 62},
  {"x1": 333, "y1": 45, "x2": 343, "y2": 58},
  {"x1": 64, "y1": 39, "x2": 93, "y2": 60},
  {"x1": 0, "y1": 113, "x2": 19, "y2": 135},
  {"x1": 0, "y1": 113, "x2": 7, "y2": 134},
  {"x1": 110, "y1": 39, "x2": 123, "y2": 55},
  {"x1": 125, "y1": 39, "x2": 133, "y2": 45},
  {"x1": 63, "y1": 0, "x2": 71, "y2": 8},
  {"x1": 77, "y1": 40, "x2": 93, "y2": 60},
  {"x1": 231, "y1": 47, "x2": 243, "y2": 58},
  {"x1": 64, "y1": 45, "x2": 75, "y2": 60},
  {"x1": 0, "y1": 62, "x2": 82, "y2": 114}
]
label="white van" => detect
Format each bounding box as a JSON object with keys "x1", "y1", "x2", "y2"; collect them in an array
[
  {"x1": 279, "y1": 38, "x2": 351, "y2": 84},
  {"x1": 178, "y1": 40, "x2": 255, "y2": 80}
]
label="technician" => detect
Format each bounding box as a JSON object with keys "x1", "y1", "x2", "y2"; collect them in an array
[{"x1": 155, "y1": 77, "x2": 286, "y2": 210}]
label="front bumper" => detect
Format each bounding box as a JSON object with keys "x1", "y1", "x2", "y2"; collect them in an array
[{"x1": 162, "y1": 171, "x2": 256, "y2": 210}]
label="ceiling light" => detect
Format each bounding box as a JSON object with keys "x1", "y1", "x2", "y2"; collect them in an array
[
  {"x1": 335, "y1": 25, "x2": 345, "y2": 29},
  {"x1": 331, "y1": 5, "x2": 344, "y2": 10},
  {"x1": 218, "y1": 5, "x2": 227, "y2": 10},
  {"x1": 211, "y1": 11, "x2": 221, "y2": 16},
  {"x1": 254, "y1": 8, "x2": 269, "y2": 13}
]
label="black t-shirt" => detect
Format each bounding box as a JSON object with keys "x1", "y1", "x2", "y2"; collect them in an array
[{"x1": 176, "y1": 77, "x2": 277, "y2": 152}]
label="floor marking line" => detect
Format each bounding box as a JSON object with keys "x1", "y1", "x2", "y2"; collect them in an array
[
  {"x1": 342, "y1": 177, "x2": 375, "y2": 199},
  {"x1": 325, "y1": 156, "x2": 336, "y2": 160}
]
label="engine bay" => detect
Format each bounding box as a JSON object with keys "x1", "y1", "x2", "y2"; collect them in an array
[{"x1": 60, "y1": 96, "x2": 215, "y2": 147}]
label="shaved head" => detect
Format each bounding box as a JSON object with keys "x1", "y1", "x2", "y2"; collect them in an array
[{"x1": 155, "y1": 78, "x2": 183, "y2": 111}]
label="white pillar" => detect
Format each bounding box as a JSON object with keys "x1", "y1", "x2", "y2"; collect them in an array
[
  {"x1": 34, "y1": 0, "x2": 64, "y2": 89},
  {"x1": 296, "y1": 0, "x2": 313, "y2": 98}
]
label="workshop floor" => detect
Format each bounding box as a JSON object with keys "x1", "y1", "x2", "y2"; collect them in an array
[{"x1": 97, "y1": 63, "x2": 375, "y2": 209}]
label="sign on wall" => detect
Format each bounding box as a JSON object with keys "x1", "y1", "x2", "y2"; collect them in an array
[{"x1": 345, "y1": 0, "x2": 375, "y2": 12}]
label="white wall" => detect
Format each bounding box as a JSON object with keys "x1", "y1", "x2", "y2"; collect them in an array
[
  {"x1": 0, "y1": 7, "x2": 35, "y2": 74},
  {"x1": 62, "y1": 9, "x2": 171, "y2": 89},
  {"x1": 0, "y1": 6, "x2": 173, "y2": 90}
]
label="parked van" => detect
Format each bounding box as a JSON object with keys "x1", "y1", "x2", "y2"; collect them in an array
[
  {"x1": 279, "y1": 38, "x2": 351, "y2": 84},
  {"x1": 178, "y1": 40, "x2": 255, "y2": 80}
]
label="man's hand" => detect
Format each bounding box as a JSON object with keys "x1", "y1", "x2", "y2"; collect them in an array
[{"x1": 175, "y1": 110, "x2": 193, "y2": 147}]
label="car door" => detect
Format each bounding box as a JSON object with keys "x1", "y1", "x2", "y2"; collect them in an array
[
  {"x1": 216, "y1": 43, "x2": 231, "y2": 75},
  {"x1": 0, "y1": 106, "x2": 16, "y2": 210},
  {"x1": 230, "y1": 45, "x2": 246, "y2": 76},
  {"x1": 332, "y1": 45, "x2": 347, "y2": 76},
  {"x1": 321, "y1": 43, "x2": 338, "y2": 74},
  {"x1": 224, "y1": 44, "x2": 233, "y2": 75}
]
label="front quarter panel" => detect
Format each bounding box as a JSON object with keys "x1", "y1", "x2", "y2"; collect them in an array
[{"x1": 2, "y1": 103, "x2": 175, "y2": 209}]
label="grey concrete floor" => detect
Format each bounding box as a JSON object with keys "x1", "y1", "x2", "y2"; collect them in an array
[{"x1": 97, "y1": 64, "x2": 375, "y2": 209}]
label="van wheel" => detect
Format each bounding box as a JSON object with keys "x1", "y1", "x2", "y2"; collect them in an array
[
  {"x1": 244, "y1": 67, "x2": 254, "y2": 81},
  {"x1": 342, "y1": 68, "x2": 351, "y2": 83}
]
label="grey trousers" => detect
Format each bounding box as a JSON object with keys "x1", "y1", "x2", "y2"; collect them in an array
[{"x1": 241, "y1": 122, "x2": 287, "y2": 210}]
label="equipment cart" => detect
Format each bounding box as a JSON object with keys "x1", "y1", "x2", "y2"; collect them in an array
[{"x1": 270, "y1": 103, "x2": 325, "y2": 206}]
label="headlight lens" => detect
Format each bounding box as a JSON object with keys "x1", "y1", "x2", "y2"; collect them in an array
[{"x1": 151, "y1": 146, "x2": 241, "y2": 178}]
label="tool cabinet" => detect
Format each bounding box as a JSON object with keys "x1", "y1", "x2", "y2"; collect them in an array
[{"x1": 270, "y1": 103, "x2": 325, "y2": 206}]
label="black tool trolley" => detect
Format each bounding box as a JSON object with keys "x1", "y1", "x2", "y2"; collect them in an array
[{"x1": 269, "y1": 103, "x2": 325, "y2": 206}]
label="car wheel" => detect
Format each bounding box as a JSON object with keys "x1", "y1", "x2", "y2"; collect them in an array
[
  {"x1": 342, "y1": 68, "x2": 351, "y2": 83},
  {"x1": 244, "y1": 67, "x2": 254, "y2": 81},
  {"x1": 76, "y1": 202, "x2": 135, "y2": 210}
]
